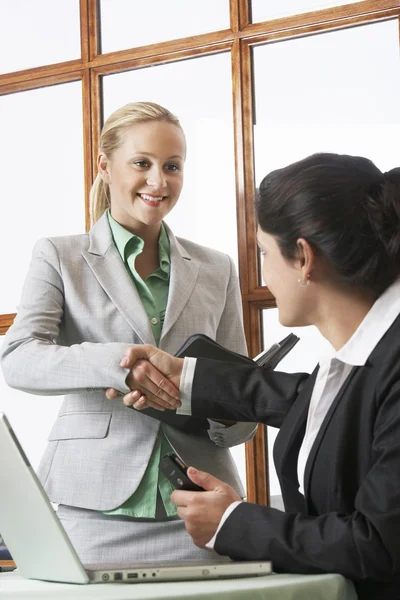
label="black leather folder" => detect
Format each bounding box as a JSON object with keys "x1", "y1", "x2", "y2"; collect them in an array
[
  {"x1": 131, "y1": 332, "x2": 300, "y2": 433},
  {"x1": 175, "y1": 333, "x2": 299, "y2": 369}
]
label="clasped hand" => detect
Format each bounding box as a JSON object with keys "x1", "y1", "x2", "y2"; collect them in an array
[
  {"x1": 171, "y1": 467, "x2": 241, "y2": 548},
  {"x1": 106, "y1": 344, "x2": 183, "y2": 411}
]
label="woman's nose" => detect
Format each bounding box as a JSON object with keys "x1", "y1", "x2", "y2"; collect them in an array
[{"x1": 146, "y1": 168, "x2": 166, "y2": 189}]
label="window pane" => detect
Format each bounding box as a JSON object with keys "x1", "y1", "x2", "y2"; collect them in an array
[
  {"x1": 251, "y1": 0, "x2": 367, "y2": 22},
  {"x1": 262, "y1": 309, "x2": 332, "y2": 497},
  {"x1": 0, "y1": 0, "x2": 81, "y2": 74},
  {"x1": 253, "y1": 19, "x2": 400, "y2": 287},
  {"x1": 100, "y1": 0, "x2": 229, "y2": 54},
  {"x1": 0, "y1": 82, "x2": 85, "y2": 314},
  {"x1": 102, "y1": 54, "x2": 247, "y2": 490}
]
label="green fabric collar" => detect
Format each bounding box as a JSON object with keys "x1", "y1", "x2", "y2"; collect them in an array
[{"x1": 107, "y1": 209, "x2": 170, "y2": 278}]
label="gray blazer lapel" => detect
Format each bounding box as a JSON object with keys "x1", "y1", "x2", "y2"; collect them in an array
[
  {"x1": 81, "y1": 213, "x2": 154, "y2": 344},
  {"x1": 161, "y1": 226, "x2": 199, "y2": 341}
]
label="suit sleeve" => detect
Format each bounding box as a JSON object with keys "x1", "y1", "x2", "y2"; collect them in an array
[
  {"x1": 192, "y1": 358, "x2": 308, "y2": 428},
  {"x1": 1, "y1": 238, "x2": 131, "y2": 396},
  {"x1": 210, "y1": 254, "x2": 257, "y2": 445},
  {"x1": 213, "y1": 378, "x2": 400, "y2": 583}
]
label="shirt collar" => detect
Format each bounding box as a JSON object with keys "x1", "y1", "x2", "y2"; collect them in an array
[
  {"x1": 107, "y1": 209, "x2": 170, "y2": 277},
  {"x1": 107, "y1": 209, "x2": 140, "y2": 259},
  {"x1": 334, "y1": 278, "x2": 400, "y2": 367}
]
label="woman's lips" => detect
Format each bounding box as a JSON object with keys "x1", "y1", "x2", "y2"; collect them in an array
[{"x1": 138, "y1": 193, "x2": 166, "y2": 207}]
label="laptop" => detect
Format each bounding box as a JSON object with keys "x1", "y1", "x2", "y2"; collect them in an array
[{"x1": 0, "y1": 413, "x2": 272, "y2": 584}]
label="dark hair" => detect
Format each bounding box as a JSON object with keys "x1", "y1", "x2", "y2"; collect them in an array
[{"x1": 256, "y1": 153, "x2": 400, "y2": 296}]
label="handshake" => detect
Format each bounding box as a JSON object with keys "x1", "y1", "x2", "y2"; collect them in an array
[{"x1": 106, "y1": 345, "x2": 184, "y2": 412}]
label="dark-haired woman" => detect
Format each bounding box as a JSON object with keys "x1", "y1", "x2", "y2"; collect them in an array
[{"x1": 111, "y1": 153, "x2": 400, "y2": 600}]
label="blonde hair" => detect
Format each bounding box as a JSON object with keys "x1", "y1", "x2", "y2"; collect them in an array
[{"x1": 89, "y1": 102, "x2": 183, "y2": 225}]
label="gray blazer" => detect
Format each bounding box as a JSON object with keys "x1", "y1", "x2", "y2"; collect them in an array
[{"x1": 1, "y1": 213, "x2": 254, "y2": 510}]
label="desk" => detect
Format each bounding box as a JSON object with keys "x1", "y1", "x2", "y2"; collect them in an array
[{"x1": 0, "y1": 571, "x2": 357, "y2": 599}]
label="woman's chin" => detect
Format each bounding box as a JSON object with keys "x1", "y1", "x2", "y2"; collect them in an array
[{"x1": 278, "y1": 311, "x2": 297, "y2": 328}]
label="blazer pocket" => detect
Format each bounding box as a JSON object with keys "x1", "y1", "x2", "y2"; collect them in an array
[{"x1": 48, "y1": 412, "x2": 112, "y2": 441}]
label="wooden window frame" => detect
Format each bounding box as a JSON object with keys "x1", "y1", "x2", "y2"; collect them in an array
[{"x1": 1, "y1": 0, "x2": 399, "y2": 505}]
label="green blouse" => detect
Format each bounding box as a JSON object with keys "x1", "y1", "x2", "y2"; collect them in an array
[{"x1": 103, "y1": 210, "x2": 176, "y2": 518}]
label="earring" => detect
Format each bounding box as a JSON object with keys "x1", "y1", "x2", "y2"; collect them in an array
[{"x1": 298, "y1": 276, "x2": 310, "y2": 288}]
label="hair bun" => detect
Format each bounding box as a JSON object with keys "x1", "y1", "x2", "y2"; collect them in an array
[
  {"x1": 369, "y1": 167, "x2": 400, "y2": 266},
  {"x1": 383, "y1": 167, "x2": 400, "y2": 184}
]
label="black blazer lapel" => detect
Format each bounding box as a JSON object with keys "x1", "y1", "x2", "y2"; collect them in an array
[
  {"x1": 274, "y1": 368, "x2": 318, "y2": 510},
  {"x1": 303, "y1": 365, "x2": 359, "y2": 500}
]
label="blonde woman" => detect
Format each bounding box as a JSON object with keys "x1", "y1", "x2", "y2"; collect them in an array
[{"x1": 1, "y1": 102, "x2": 255, "y2": 563}]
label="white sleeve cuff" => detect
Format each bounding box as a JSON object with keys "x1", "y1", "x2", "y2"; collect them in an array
[
  {"x1": 205, "y1": 501, "x2": 243, "y2": 550},
  {"x1": 177, "y1": 357, "x2": 197, "y2": 416}
]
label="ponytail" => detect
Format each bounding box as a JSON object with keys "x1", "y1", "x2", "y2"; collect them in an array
[{"x1": 89, "y1": 174, "x2": 111, "y2": 226}]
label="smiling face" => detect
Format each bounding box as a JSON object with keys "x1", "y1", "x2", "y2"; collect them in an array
[
  {"x1": 257, "y1": 227, "x2": 314, "y2": 327},
  {"x1": 98, "y1": 120, "x2": 186, "y2": 234}
]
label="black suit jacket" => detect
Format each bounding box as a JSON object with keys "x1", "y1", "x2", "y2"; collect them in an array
[{"x1": 191, "y1": 314, "x2": 400, "y2": 600}]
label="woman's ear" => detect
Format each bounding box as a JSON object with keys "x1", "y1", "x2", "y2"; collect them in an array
[
  {"x1": 97, "y1": 152, "x2": 111, "y2": 184},
  {"x1": 296, "y1": 238, "x2": 316, "y2": 281}
]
